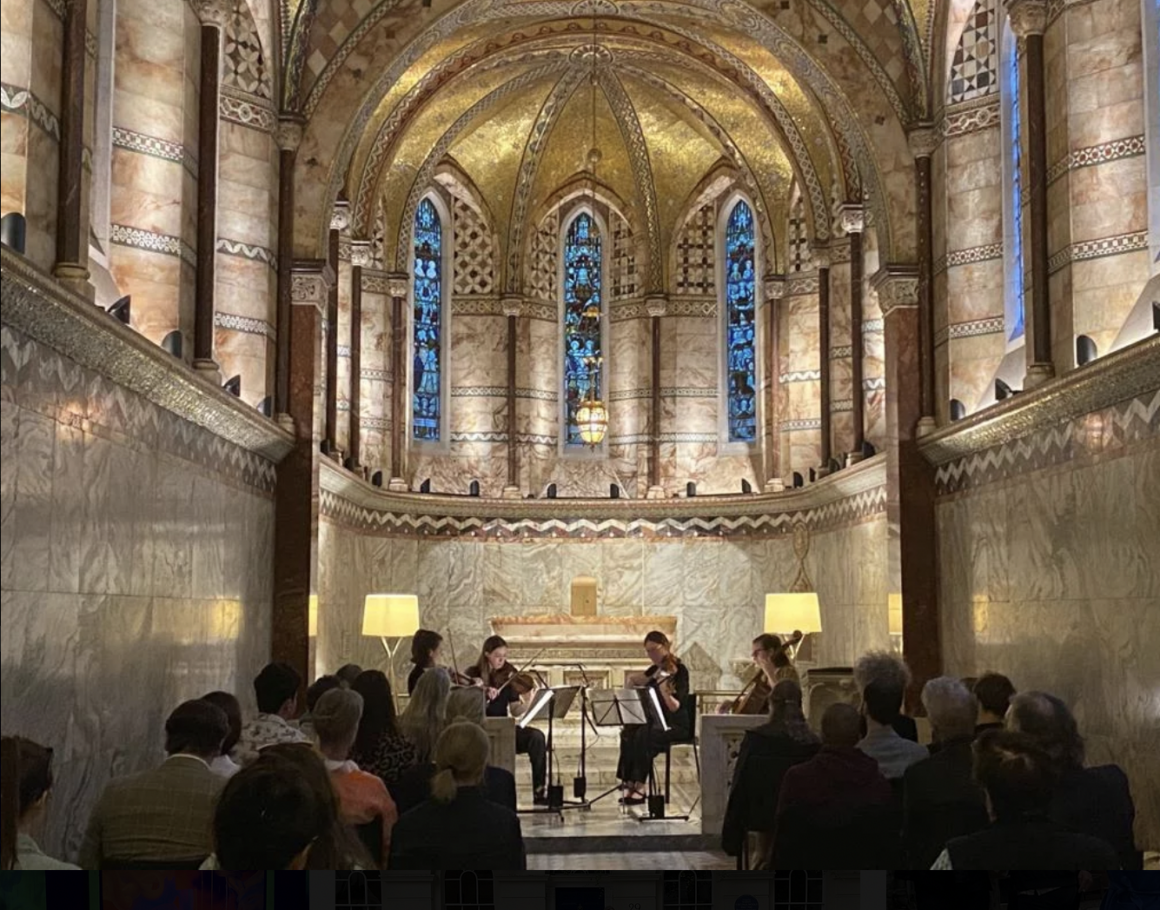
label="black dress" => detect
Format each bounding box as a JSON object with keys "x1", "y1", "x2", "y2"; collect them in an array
[
  {"x1": 466, "y1": 666, "x2": 548, "y2": 796},
  {"x1": 616, "y1": 662, "x2": 691, "y2": 785}
]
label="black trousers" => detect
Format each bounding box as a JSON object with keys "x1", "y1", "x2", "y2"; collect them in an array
[
  {"x1": 617, "y1": 723, "x2": 687, "y2": 785},
  {"x1": 516, "y1": 724, "x2": 547, "y2": 793}
]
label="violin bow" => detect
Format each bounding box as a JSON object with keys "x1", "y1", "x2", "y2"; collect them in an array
[
  {"x1": 493, "y1": 647, "x2": 548, "y2": 695},
  {"x1": 447, "y1": 628, "x2": 464, "y2": 683}
]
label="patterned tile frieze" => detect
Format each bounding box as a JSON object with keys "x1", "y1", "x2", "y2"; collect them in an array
[
  {"x1": 1, "y1": 82, "x2": 60, "y2": 141},
  {"x1": 361, "y1": 416, "x2": 391, "y2": 430},
  {"x1": 219, "y1": 88, "x2": 276, "y2": 133},
  {"x1": 361, "y1": 272, "x2": 391, "y2": 294},
  {"x1": 863, "y1": 377, "x2": 887, "y2": 391},
  {"x1": 781, "y1": 418, "x2": 822, "y2": 431},
  {"x1": 863, "y1": 319, "x2": 884, "y2": 333},
  {"x1": 934, "y1": 242, "x2": 1004, "y2": 276},
  {"x1": 110, "y1": 224, "x2": 196, "y2": 267},
  {"x1": 451, "y1": 431, "x2": 509, "y2": 443},
  {"x1": 831, "y1": 399, "x2": 854, "y2": 412},
  {"x1": 609, "y1": 302, "x2": 647, "y2": 323},
  {"x1": 943, "y1": 97, "x2": 1001, "y2": 139},
  {"x1": 831, "y1": 345, "x2": 853, "y2": 359},
  {"x1": 451, "y1": 296, "x2": 504, "y2": 316},
  {"x1": 111, "y1": 127, "x2": 198, "y2": 178},
  {"x1": 1047, "y1": 231, "x2": 1149, "y2": 274},
  {"x1": 453, "y1": 196, "x2": 497, "y2": 295},
  {"x1": 609, "y1": 388, "x2": 650, "y2": 402},
  {"x1": 516, "y1": 432, "x2": 557, "y2": 445},
  {"x1": 1046, "y1": 135, "x2": 1147, "y2": 186},
  {"x1": 780, "y1": 370, "x2": 822, "y2": 384},
  {"x1": 950, "y1": 317, "x2": 1004, "y2": 339},
  {"x1": 786, "y1": 275, "x2": 821, "y2": 297},
  {"x1": 337, "y1": 345, "x2": 351, "y2": 358},
  {"x1": 659, "y1": 432, "x2": 719, "y2": 443},
  {"x1": 214, "y1": 311, "x2": 275, "y2": 340},
  {"x1": 663, "y1": 388, "x2": 718, "y2": 398},
  {"x1": 608, "y1": 433, "x2": 651, "y2": 445},
  {"x1": 361, "y1": 369, "x2": 391, "y2": 382},
  {"x1": 666, "y1": 298, "x2": 719, "y2": 318},
  {"x1": 523, "y1": 301, "x2": 557, "y2": 322},
  {"x1": 452, "y1": 386, "x2": 558, "y2": 401},
  {"x1": 224, "y1": 0, "x2": 271, "y2": 100},
  {"x1": 948, "y1": 0, "x2": 999, "y2": 105},
  {"x1": 216, "y1": 238, "x2": 276, "y2": 269}
]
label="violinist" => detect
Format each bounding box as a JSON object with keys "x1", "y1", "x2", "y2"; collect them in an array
[
  {"x1": 408, "y1": 629, "x2": 475, "y2": 694},
  {"x1": 465, "y1": 635, "x2": 549, "y2": 806},
  {"x1": 617, "y1": 630, "x2": 690, "y2": 806}
]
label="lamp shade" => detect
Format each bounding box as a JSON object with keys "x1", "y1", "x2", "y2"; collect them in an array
[
  {"x1": 887, "y1": 593, "x2": 903, "y2": 636},
  {"x1": 764, "y1": 593, "x2": 822, "y2": 634},
  {"x1": 308, "y1": 595, "x2": 318, "y2": 638},
  {"x1": 361, "y1": 594, "x2": 420, "y2": 638}
]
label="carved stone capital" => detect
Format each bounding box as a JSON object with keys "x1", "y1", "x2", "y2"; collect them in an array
[
  {"x1": 274, "y1": 118, "x2": 304, "y2": 152},
  {"x1": 330, "y1": 198, "x2": 351, "y2": 233},
  {"x1": 645, "y1": 295, "x2": 668, "y2": 318},
  {"x1": 1006, "y1": 0, "x2": 1048, "y2": 37},
  {"x1": 386, "y1": 273, "x2": 410, "y2": 300},
  {"x1": 192, "y1": 0, "x2": 230, "y2": 28},
  {"x1": 290, "y1": 259, "x2": 336, "y2": 311},
  {"x1": 501, "y1": 295, "x2": 524, "y2": 318},
  {"x1": 871, "y1": 264, "x2": 920, "y2": 316},
  {"x1": 907, "y1": 124, "x2": 941, "y2": 160},
  {"x1": 837, "y1": 205, "x2": 865, "y2": 236},
  {"x1": 349, "y1": 240, "x2": 372, "y2": 268},
  {"x1": 810, "y1": 247, "x2": 832, "y2": 271},
  {"x1": 763, "y1": 275, "x2": 787, "y2": 300}
]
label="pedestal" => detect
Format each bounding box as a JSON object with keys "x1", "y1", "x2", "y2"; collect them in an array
[
  {"x1": 699, "y1": 714, "x2": 766, "y2": 835},
  {"x1": 915, "y1": 416, "x2": 937, "y2": 438},
  {"x1": 192, "y1": 359, "x2": 222, "y2": 386},
  {"x1": 388, "y1": 477, "x2": 409, "y2": 492},
  {"x1": 645, "y1": 485, "x2": 666, "y2": 500},
  {"x1": 763, "y1": 477, "x2": 784, "y2": 493},
  {"x1": 1024, "y1": 361, "x2": 1056, "y2": 390},
  {"x1": 483, "y1": 716, "x2": 517, "y2": 777},
  {"x1": 501, "y1": 485, "x2": 522, "y2": 500},
  {"x1": 275, "y1": 412, "x2": 295, "y2": 434}
]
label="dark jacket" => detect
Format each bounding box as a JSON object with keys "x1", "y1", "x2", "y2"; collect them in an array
[
  {"x1": 406, "y1": 664, "x2": 426, "y2": 695},
  {"x1": 389, "y1": 761, "x2": 517, "y2": 815},
  {"x1": 771, "y1": 746, "x2": 899, "y2": 869},
  {"x1": 1050, "y1": 765, "x2": 1139, "y2": 870},
  {"x1": 946, "y1": 815, "x2": 1119, "y2": 870},
  {"x1": 388, "y1": 786, "x2": 526, "y2": 870},
  {"x1": 721, "y1": 726, "x2": 819, "y2": 856},
  {"x1": 902, "y1": 736, "x2": 989, "y2": 869}
]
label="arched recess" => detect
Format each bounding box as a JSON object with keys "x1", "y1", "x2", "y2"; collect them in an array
[{"x1": 409, "y1": 189, "x2": 453, "y2": 451}]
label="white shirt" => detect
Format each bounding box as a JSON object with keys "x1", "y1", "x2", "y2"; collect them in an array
[
  {"x1": 14, "y1": 833, "x2": 80, "y2": 870},
  {"x1": 209, "y1": 754, "x2": 241, "y2": 778}
]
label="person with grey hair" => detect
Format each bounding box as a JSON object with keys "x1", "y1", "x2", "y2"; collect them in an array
[
  {"x1": 853, "y1": 651, "x2": 928, "y2": 780},
  {"x1": 313, "y1": 687, "x2": 398, "y2": 868},
  {"x1": 901, "y1": 677, "x2": 988, "y2": 869},
  {"x1": 1007, "y1": 691, "x2": 1139, "y2": 870}
]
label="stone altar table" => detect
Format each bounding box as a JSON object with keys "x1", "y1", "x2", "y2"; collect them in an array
[
  {"x1": 699, "y1": 713, "x2": 767, "y2": 835},
  {"x1": 483, "y1": 716, "x2": 516, "y2": 777}
]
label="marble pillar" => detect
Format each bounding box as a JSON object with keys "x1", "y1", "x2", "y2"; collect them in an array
[
  {"x1": 647, "y1": 296, "x2": 665, "y2": 496},
  {"x1": 322, "y1": 206, "x2": 347, "y2": 460},
  {"x1": 52, "y1": 0, "x2": 89, "y2": 293},
  {"x1": 273, "y1": 119, "x2": 302, "y2": 423},
  {"x1": 504, "y1": 296, "x2": 521, "y2": 496},
  {"x1": 814, "y1": 248, "x2": 833, "y2": 473},
  {"x1": 348, "y1": 241, "x2": 370, "y2": 472},
  {"x1": 764, "y1": 276, "x2": 786, "y2": 491},
  {"x1": 841, "y1": 208, "x2": 866, "y2": 459},
  {"x1": 388, "y1": 275, "x2": 408, "y2": 488},
  {"x1": 909, "y1": 126, "x2": 939, "y2": 435}
]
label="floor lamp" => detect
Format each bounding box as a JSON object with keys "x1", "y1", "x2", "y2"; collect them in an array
[
  {"x1": 362, "y1": 593, "x2": 420, "y2": 705},
  {"x1": 763, "y1": 592, "x2": 823, "y2": 662}
]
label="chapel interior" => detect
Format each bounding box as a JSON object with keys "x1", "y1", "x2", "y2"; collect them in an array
[{"x1": 1, "y1": 0, "x2": 1159, "y2": 877}]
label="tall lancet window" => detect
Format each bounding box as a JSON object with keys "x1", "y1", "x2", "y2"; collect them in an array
[
  {"x1": 412, "y1": 197, "x2": 443, "y2": 442},
  {"x1": 724, "y1": 200, "x2": 758, "y2": 443},
  {"x1": 1004, "y1": 23, "x2": 1026, "y2": 344},
  {"x1": 563, "y1": 212, "x2": 603, "y2": 447}
]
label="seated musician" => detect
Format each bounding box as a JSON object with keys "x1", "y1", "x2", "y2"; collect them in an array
[
  {"x1": 617, "y1": 630, "x2": 691, "y2": 806},
  {"x1": 408, "y1": 629, "x2": 444, "y2": 695},
  {"x1": 466, "y1": 635, "x2": 549, "y2": 806}
]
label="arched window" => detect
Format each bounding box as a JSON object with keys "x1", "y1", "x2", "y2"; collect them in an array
[
  {"x1": 412, "y1": 197, "x2": 445, "y2": 442},
  {"x1": 723, "y1": 199, "x2": 758, "y2": 444},
  {"x1": 562, "y1": 211, "x2": 604, "y2": 448},
  {"x1": 1002, "y1": 20, "x2": 1026, "y2": 345}
]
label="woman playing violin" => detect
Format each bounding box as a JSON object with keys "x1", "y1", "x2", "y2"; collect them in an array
[
  {"x1": 617, "y1": 630, "x2": 691, "y2": 806},
  {"x1": 408, "y1": 629, "x2": 476, "y2": 694},
  {"x1": 465, "y1": 635, "x2": 549, "y2": 806}
]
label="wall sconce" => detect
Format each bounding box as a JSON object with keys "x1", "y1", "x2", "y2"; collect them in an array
[
  {"x1": 0, "y1": 212, "x2": 27, "y2": 253},
  {"x1": 107, "y1": 295, "x2": 131, "y2": 324},
  {"x1": 950, "y1": 399, "x2": 967, "y2": 421},
  {"x1": 162, "y1": 331, "x2": 183, "y2": 358},
  {"x1": 223, "y1": 375, "x2": 241, "y2": 397},
  {"x1": 1075, "y1": 335, "x2": 1098, "y2": 366}
]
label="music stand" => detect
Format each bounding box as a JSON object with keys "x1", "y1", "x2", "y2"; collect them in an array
[
  {"x1": 586, "y1": 688, "x2": 650, "y2": 808},
  {"x1": 633, "y1": 684, "x2": 688, "y2": 823},
  {"x1": 517, "y1": 686, "x2": 584, "y2": 814}
]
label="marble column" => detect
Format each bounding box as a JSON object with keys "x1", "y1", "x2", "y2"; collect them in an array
[
  {"x1": 273, "y1": 118, "x2": 303, "y2": 427},
  {"x1": 387, "y1": 274, "x2": 409, "y2": 490},
  {"x1": 908, "y1": 126, "x2": 939, "y2": 435},
  {"x1": 814, "y1": 248, "x2": 833, "y2": 475},
  {"x1": 502, "y1": 296, "x2": 522, "y2": 498},
  {"x1": 52, "y1": 0, "x2": 89, "y2": 293},
  {"x1": 348, "y1": 241, "x2": 371, "y2": 473},
  {"x1": 840, "y1": 207, "x2": 866, "y2": 460},
  {"x1": 1008, "y1": 0, "x2": 1053, "y2": 388},
  {"x1": 647, "y1": 296, "x2": 666, "y2": 498},
  {"x1": 192, "y1": 0, "x2": 228, "y2": 380},
  {"x1": 873, "y1": 265, "x2": 940, "y2": 710},
  {"x1": 763, "y1": 275, "x2": 786, "y2": 491},
  {"x1": 322, "y1": 200, "x2": 349, "y2": 459}
]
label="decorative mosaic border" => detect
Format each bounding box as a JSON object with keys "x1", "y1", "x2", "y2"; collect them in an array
[
  {"x1": 361, "y1": 369, "x2": 390, "y2": 382},
  {"x1": 361, "y1": 416, "x2": 390, "y2": 430},
  {"x1": 1046, "y1": 135, "x2": 1146, "y2": 186},
  {"x1": 216, "y1": 238, "x2": 276, "y2": 270},
  {"x1": 516, "y1": 433, "x2": 557, "y2": 445},
  {"x1": 863, "y1": 377, "x2": 887, "y2": 391},
  {"x1": 1047, "y1": 231, "x2": 1149, "y2": 274},
  {"x1": 831, "y1": 399, "x2": 853, "y2": 412},
  {"x1": 950, "y1": 317, "x2": 1004, "y2": 339},
  {"x1": 786, "y1": 275, "x2": 821, "y2": 297},
  {"x1": 449, "y1": 387, "x2": 558, "y2": 401},
  {"x1": 111, "y1": 127, "x2": 198, "y2": 178},
  {"x1": 110, "y1": 224, "x2": 196, "y2": 267},
  {"x1": 666, "y1": 299, "x2": 718, "y2": 318},
  {"x1": 831, "y1": 345, "x2": 852, "y2": 359},
  {"x1": 943, "y1": 97, "x2": 1001, "y2": 139},
  {"x1": 219, "y1": 89, "x2": 276, "y2": 133},
  {"x1": 608, "y1": 433, "x2": 651, "y2": 445},
  {"x1": 451, "y1": 297, "x2": 503, "y2": 316},
  {"x1": 659, "y1": 432, "x2": 718, "y2": 444},
  {"x1": 0, "y1": 82, "x2": 60, "y2": 141},
  {"x1": 450, "y1": 432, "x2": 508, "y2": 443},
  {"x1": 337, "y1": 345, "x2": 351, "y2": 357},
  {"x1": 780, "y1": 370, "x2": 821, "y2": 384},
  {"x1": 935, "y1": 242, "x2": 1005, "y2": 276},
  {"x1": 609, "y1": 302, "x2": 647, "y2": 323},
  {"x1": 215, "y1": 311, "x2": 275, "y2": 340},
  {"x1": 781, "y1": 418, "x2": 822, "y2": 431},
  {"x1": 863, "y1": 319, "x2": 884, "y2": 334}
]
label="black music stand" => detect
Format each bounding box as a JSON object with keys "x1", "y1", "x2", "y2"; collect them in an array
[
  {"x1": 588, "y1": 687, "x2": 650, "y2": 809},
  {"x1": 632, "y1": 685, "x2": 690, "y2": 822},
  {"x1": 517, "y1": 685, "x2": 583, "y2": 814}
]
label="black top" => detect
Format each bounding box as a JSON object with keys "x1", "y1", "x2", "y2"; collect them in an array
[
  {"x1": 1050, "y1": 765, "x2": 1139, "y2": 870},
  {"x1": 901, "y1": 736, "x2": 988, "y2": 870},
  {"x1": 389, "y1": 761, "x2": 517, "y2": 815},
  {"x1": 644, "y1": 662, "x2": 691, "y2": 732},
  {"x1": 406, "y1": 664, "x2": 427, "y2": 695},
  {"x1": 465, "y1": 666, "x2": 522, "y2": 718},
  {"x1": 388, "y1": 786, "x2": 526, "y2": 870},
  {"x1": 946, "y1": 815, "x2": 1119, "y2": 871}
]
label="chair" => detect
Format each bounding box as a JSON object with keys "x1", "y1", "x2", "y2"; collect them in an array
[{"x1": 651, "y1": 693, "x2": 700, "y2": 807}]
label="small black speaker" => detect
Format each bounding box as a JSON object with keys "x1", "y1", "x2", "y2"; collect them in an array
[
  {"x1": 1152, "y1": 301, "x2": 1159, "y2": 332},
  {"x1": 0, "y1": 212, "x2": 27, "y2": 253},
  {"x1": 610, "y1": 483, "x2": 620, "y2": 499},
  {"x1": 647, "y1": 794, "x2": 666, "y2": 818},
  {"x1": 808, "y1": 468, "x2": 817, "y2": 483},
  {"x1": 686, "y1": 482, "x2": 696, "y2": 497},
  {"x1": 107, "y1": 295, "x2": 131, "y2": 324},
  {"x1": 1075, "y1": 334, "x2": 1098, "y2": 366},
  {"x1": 573, "y1": 776, "x2": 587, "y2": 799},
  {"x1": 469, "y1": 480, "x2": 480, "y2": 497},
  {"x1": 862, "y1": 441, "x2": 876, "y2": 459},
  {"x1": 419, "y1": 478, "x2": 431, "y2": 494},
  {"x1": 950, "y1": 399, "x2": 967, "y2": 421},
  {"x1": 161, "y1": 331, "x2": 183, "y2": 358},
  {"x1": 257, "y1": 396, "x2": 272, "y2": 417},
  {"x1": 996, "y1": 378, "x2": 1015, "y2": 401},
  {"x1": 546, "y1": 483, "x2": 558, "y2": 499},
  {"x1": 371, "y1": 471, "x2": 383, "y2": 488},
  {"x1": 792, "y1": 472, "x2": 804, "y2": 488},
  {"x1": 223, "y1": 375, "x2": 241, "y2": 397},
  {"x1": 828, "y1": 457, "x2": 842, "y2": 474},
  {"x1": 741, "y1": 479, "x2": 752, "y2": 494}
]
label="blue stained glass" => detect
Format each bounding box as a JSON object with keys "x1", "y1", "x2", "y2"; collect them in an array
[
  {"x1": 412, "y1": 198, "x2": 442, "y2": 442},
  {"x1": 1009, "y1": 41, "x2": 1026, "y2": 343},
  {"x1": 724, "y1": 200, "x2": 757, "y2": 443},
  {"x1": 563, "y1": 213, "x2": 603, "y2": 446}
]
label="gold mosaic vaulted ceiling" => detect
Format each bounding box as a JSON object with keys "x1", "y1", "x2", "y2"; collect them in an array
[{"x1": 281, "y1": 0, "x2": 955, "y2": 274}]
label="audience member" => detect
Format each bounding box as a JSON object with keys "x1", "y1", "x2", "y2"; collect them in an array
[
  {"x1": 391, "y1": 687, "x2": 517, "y2": 814},
  {"x1": 300, "y1": 674, "x2": 344, "y2": 740},
  {"x1": 1007, "y1": 691, "x2": 1139, "y2": 869},
  {"x1": 902, "y1": 677, "x2": 988, "y2": 869},
  {"x1": 854, "y1": 652, "x2": 928, "y2": 780},
  {"x1": 722, "y1": 679, "x2": 820, "y2": 867},
  {"x1": 400, "y1": 666, "x2": 451, "y2": 763},
  {"x1": 199, "y1": 691, "x2": 243, "y2": 778},
  {"x1": 933, "y1": 730, "x2": 1118, "y2": 871},
  {"x1": 972, "y1": 672, "x2": 1015, "y2": 734},
  {"x1": 234, "y1": 662, "x2": 309, "y2": 765},
  {"x1": 80, "y1": 700, "x2": 228, "y2": 868},
  {"x1": 349, "y1": 669, "x2": 417, "y2": 787},
  {"x1": 312, "y1": 687, "x2": 398, "y2": 868},
  {"x1": 408, "y1": 629, "x2": 445, "y2": 695},
  {"x1": 389, "y1": 721, "x2": 526, "y2": 870},
  {"x1": 335, "y1": 664, "x2": 364, "y2": 687},
  {"x1": 0, "y1": 736, "x2": 79, "y2": 870},
  {"x1": 770, "y1": 702, "x2": 898, "y2": 868}
]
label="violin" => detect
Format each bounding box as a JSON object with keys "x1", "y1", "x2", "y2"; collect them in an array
[{"x1": 486, "y1": 661, "x2": 537, "y2": 697}]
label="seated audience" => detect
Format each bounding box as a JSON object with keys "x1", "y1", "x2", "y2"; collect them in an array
[
  {"x1": 335, "y1": 664, "x2": 363, "y2": 687},
  {"x1": 721, "y1": 679, "x2": 820, "y2": 867},
  {"x1": 854, "y1": 652, "x2": 928, "y2": 780},
  {"x1": 199, "y1": 690, "x2": 243, "y2": 778},
  {"x1": 902, "y1": 676, "x2": 988, "y2": 869},
  {"x1": 972, "y1": 672, "x2": 1015, "y2": 735},
  {"x1": 312, "y1": 688, "x2": 398, "y2": 868},
  {"x1": 389, "y1": 720, "x2": 526, "y2": 870},
  {"x1": 399, "y1": 666, "x2": 451, "y2": 763},
  {"x1": 1104, "y1": 873, "x2": 1160, "y2": 910},
  {"x1": 0, "y1": 736, "x2": 79, "y2": 870},
  {"x1": 391, "y1": 686, "x2": 517, "y2": 814},
  {"x1": 80, "y1": 700, "x2": 228, "y2": 868},
  {"x1": 408, "y1": 629, "x2": 445, "y2": 695},
  {"x1": 1007, "y1": 691, "x2": 1139, "y2": 869},
  {"x1": 234, "y1": 661, "x2": 309, "y2": 764},
  {"x1": 299, "y1": 674, "x2": 344, "y2": 741},
  {"x1": 349, "y1": 669, "x2": 417, "y2": 787},
  {"x1": 933, "y1": 729, "x2": 1118, "y2": 871},
  {"x1": 771, "y1": 702, "x2": 898, "y2": 869}
]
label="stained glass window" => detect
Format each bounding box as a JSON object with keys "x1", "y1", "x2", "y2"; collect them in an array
[
  {"x1": 563, "y1": 212, "x2": 603, "y2": 446},
  {"x1": 1008, "y1": 34, "x2": 1026, "y2": 343},
  {"x1": 413, "y1": 197, "x2": 443, "y2": 441},
  {"x1": 724, "y1": 200, "x2": 758, "y2": 443}
]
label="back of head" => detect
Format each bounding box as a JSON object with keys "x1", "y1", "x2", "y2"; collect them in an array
[
  {"x1": 972, "y1": 729, "x2": 1056, "y2": 821},
  {"x1": 254, "y1": 661, "x2": 302, "y2": 715},
  {"x1": 335, "y1": 664, "x2": 363, "y2": 687},
  {"x1": 861, "y1": 680, "x2": 904, "y2": 726},
  {"x1": 306, "y1": 675, "x2": 343, "y2": 713},
  {"x1": 430, "y1": 720, "x2": 490, "y2": 803},
  {"x1": 1006, "y1": 690, "x2": 1084, "y2": 770},
  {"x1": 921, "y1": 676, "x2": 978, "y2": 740},
  {"x1": 854, "y1": 650, "x2": 912, "y2": 695},
  {"x1": 402, "y1": 667, "x2": 451, "y2": 761},
  {"x1": 312, "y1": 688, "x2": 364, "y2": 754},
  {"x1": 973, "y1": 672, "x2": 1016, "y2": 718},
  {"x1": 200, "y1": 691, "x2": 243, "y2": 756},
  {"x1": 214, "y1": 757, "x2": 328, "y2": 869},
  {"x1": 446, "y1": 686, "x2": 487, "y2": 726},
  {"x1": 165, "y1": 699, "x2": 229, "y2": 759},
  {"x1": 821, "y1": 702, "x2": 862, "y2": 749},
  {"x1": 1, "y1": 736, "x2": 54, "y2": 870},
  {"x1": 351, "y1": 669, "x2": 398, "y2": 752},
  {"x1": 411, "y1": 629, "x2": 443, "y2": 666}
]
